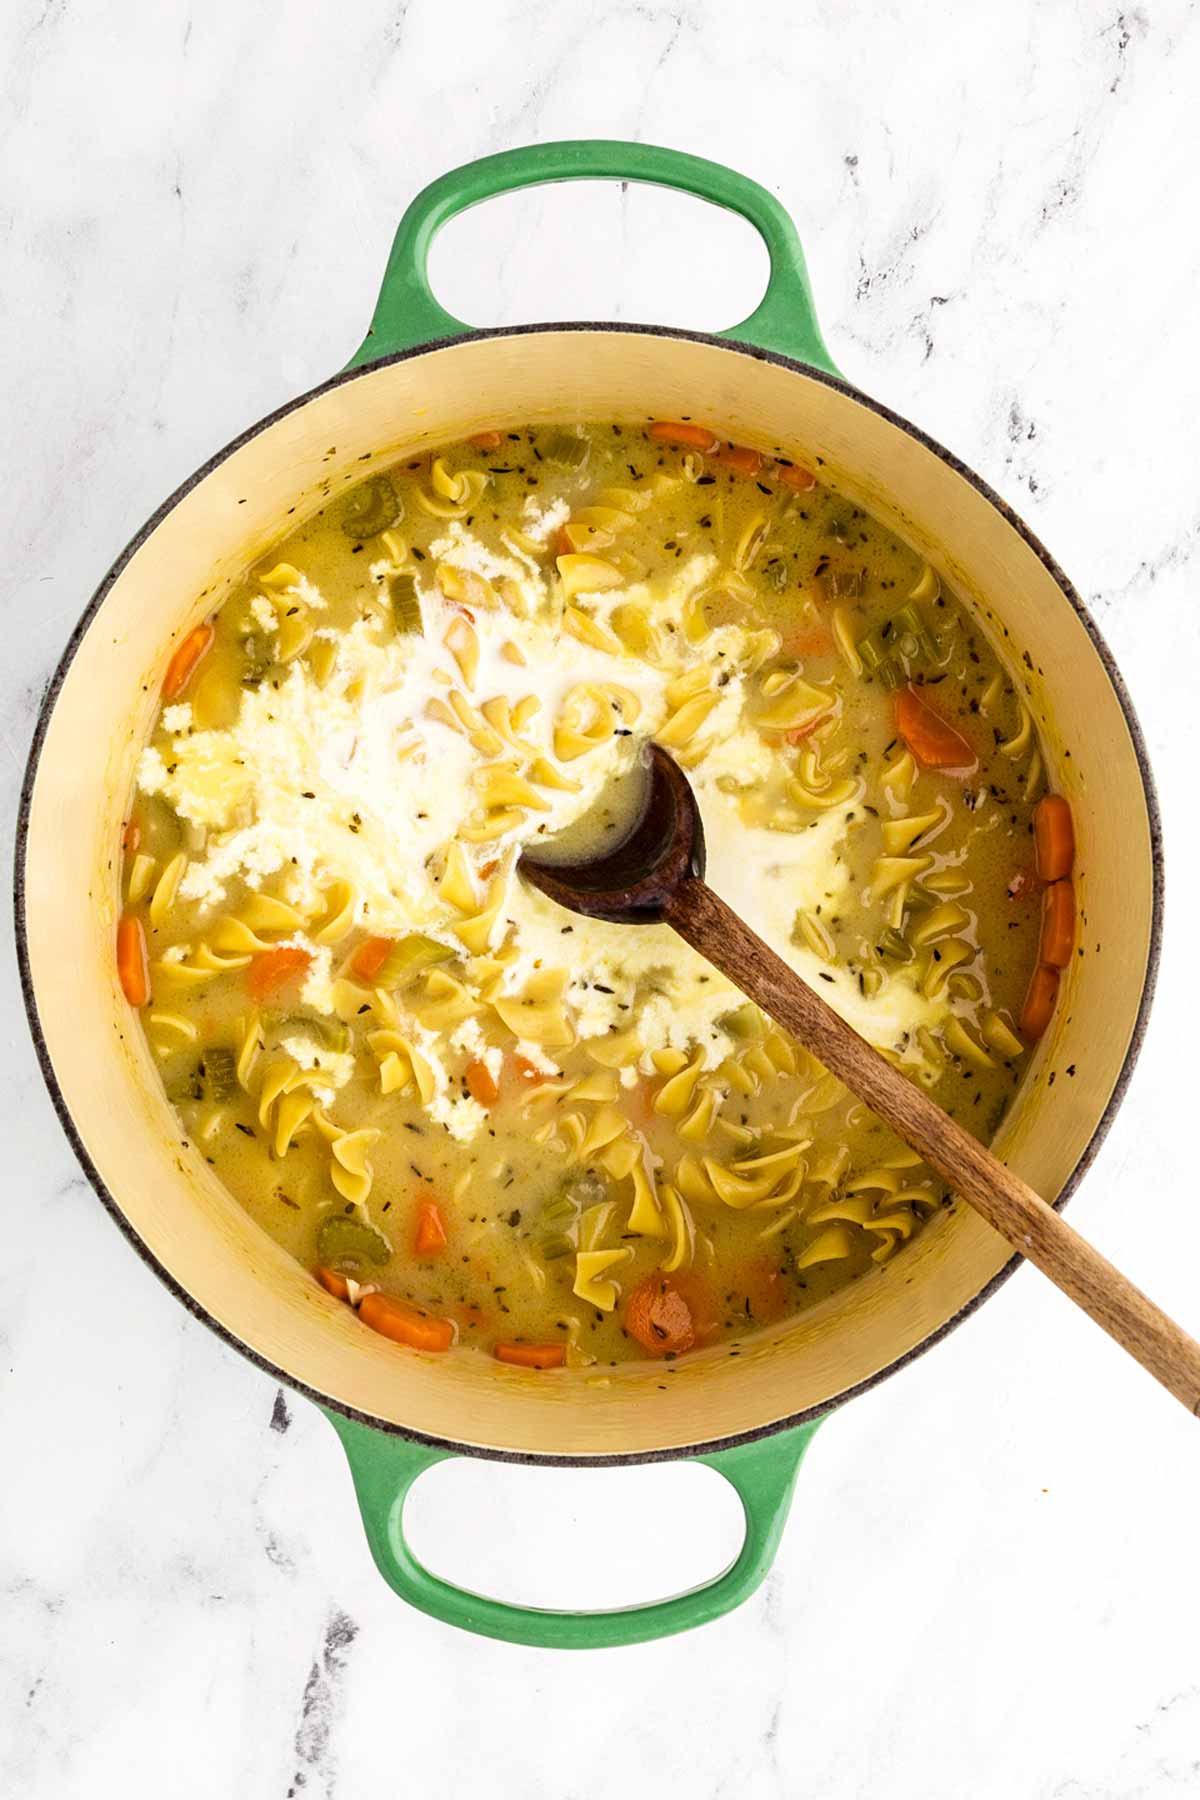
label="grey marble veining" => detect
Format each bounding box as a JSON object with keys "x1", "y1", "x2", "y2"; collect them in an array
[{"x1": 3, "y1": 1, "x2": 1200, "y2": 1794}]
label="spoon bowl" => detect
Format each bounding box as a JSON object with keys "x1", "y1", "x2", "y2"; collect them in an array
[{"x1": 521, "y1": 742, "x2": 705, "y2": 923}]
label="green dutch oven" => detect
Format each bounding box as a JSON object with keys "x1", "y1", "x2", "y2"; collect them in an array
[{"x1": 17, "y1": 141, "x2": 1161, "y2": 1649}]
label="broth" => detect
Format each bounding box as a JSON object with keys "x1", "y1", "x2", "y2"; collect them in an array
[{"x1": 117, "y1": 421, "x2": 1072, "y2": 1370}]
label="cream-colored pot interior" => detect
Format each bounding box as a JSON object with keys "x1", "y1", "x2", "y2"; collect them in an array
[{"x1": 22, "y1": 330, "x2": 1157, "y2": 1458}]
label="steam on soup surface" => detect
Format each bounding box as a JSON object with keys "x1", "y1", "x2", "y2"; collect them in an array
[{"x1": 118, "y1": 421, "x2": 1075, "y2": 1370}]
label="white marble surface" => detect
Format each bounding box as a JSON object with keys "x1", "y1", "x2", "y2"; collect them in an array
[{"x1": 3, "y1": 0, "x2": 1200, "y2": 1793}]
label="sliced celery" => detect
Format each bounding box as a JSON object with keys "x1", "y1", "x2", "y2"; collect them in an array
[
  {"x1": 274, "y1": 1013, "x2": 350, "y2": 1054},
  {"x1": 566, "y1": 1171, "x2": 608, "y2": 1209},
  {"x1": 541, "y1": 431, "x2": 589, "y2": 469},
  {"x1": 341, "y1": 475, "x2": 402, "y2": 541},
  {"x1": 202, "y1": 1046, "x2": 238, "y2": 1103},
  {"x1": 541, "y1": 1194, "x2": 577, "y2": 1223},
  {"x1": 317, "y1": 1215, "x2": 391, "y2": 1267},
  {"x1": 894, "y1": 604, "x2": 924, "y2": 636},
  {"x1": 376, "y1": 934, "x2": 455, "y2": 989},
  {"x1": 539, "y1": 1234, "x2": 574, "y2": 1261},
  {"x1": 861, "y1": 605, "x2": 937, "y2": 687},
  {"x1": 719, "y1": 1002, "x2": 761, "y2": 1039},
  {"x1": 858, "y1": 634, "x2": 887, "y2": 674},
  {"x1": 388, "y1": 573, "x2": 422, "y2": 633}
]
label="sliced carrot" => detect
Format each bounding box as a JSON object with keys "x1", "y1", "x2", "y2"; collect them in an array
[
  {"x1": 455, "y1": 1300, "x2": 491, "y2": 1332},
  {"x1": 121, "y1": 819, "x2": 140, "y2": 856},
  {"x1": 624, "y1": 1273, "x2": 698, "y2": 1357},
  {"x1": 413, "y1": 1201, "x2": 448, "y2": 1258},
  {"x1": 511, "y1": 1054, "x2": 551, "y2": 1089},
  {"x1": 464, "y1": 1059, "x2": 500, "y2": 1107},
  {"x1": 647, "y1": 420, "x2": 719, "y2": 453},
  {"x1": 1033, "y1": 793, "x2": 1075, "y2": 882},
  {"x1": 116, "y1": 914, "x2": 149, "y2": 1007},
  {"x1": 554, "y1": 523, "x2": 575, "y2": 559},
  {"x1": 1019, "y1": 963, "x2": 1060, "y2": 1042},
  {"x1": 359, "y1": 1292, "x2": 454, "y2": 1352},
  {"x1": 348, "y1": 935, "x2": 393, "y2": 983},
  {"x1": 246, "y1": 945, "x2": 311, "y2": 999},
  {"x1": 893, "y1": 683, "x2": 978, "y2": 772},
  {"x1": 1040, "y1": 879, "x2": 1075, "y2": 969},
  {"x1": 620, "y1": 1073, "x2": 656, "y2": 1132},
  {"x1": 316, "y1": 1266, "x2": 350, "y2": 1301},
  {"x1": 775, "y1": 462, "x2": 817, "y2": 492},
  {"x1": 162, "y1": 622, "x2": 214, "y2": 699},
  {"x1": 780, "y1": 623, "x2": 834, "y2": 661},
  {"x1": 677, "y1": 1271, "x2": 722, "y2": 1346},
  {"x1": 468, "y1": 430, "x2": 503, "y2": 450},
  {"x1": 743, "y1": 1256, "x2": 791, "y2": 1324},
  {"x1": 494, "y1": 1341, "x2": 566, "y2": 1369},
  {"x1": 780, "y1": 622, "x2": 834, "y2": 673},
  {"x1": 713, "y1": 442, "x2": 763, "y2": 477}
]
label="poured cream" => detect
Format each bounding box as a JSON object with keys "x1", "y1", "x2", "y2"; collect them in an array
[{"x1": 139, "y1": 537, "x2": 943, "y2": 1103}]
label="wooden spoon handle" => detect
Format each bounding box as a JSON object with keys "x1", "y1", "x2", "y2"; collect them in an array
[{"x1": 666, "y1": 877, "x2": 1200, "y2": 1417}]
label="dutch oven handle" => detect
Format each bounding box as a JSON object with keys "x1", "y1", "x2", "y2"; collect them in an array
[
  {"x1": 347, "y1": 139, "x2": 838, "y2": 373},
  {"x1": 324, "y1": 1408, "x2": 824, "y2": 1649}
]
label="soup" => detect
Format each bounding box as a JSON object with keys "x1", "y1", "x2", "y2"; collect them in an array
[{"x1": 116, "y1": 421, "x2": 1075, "y2": 1369}]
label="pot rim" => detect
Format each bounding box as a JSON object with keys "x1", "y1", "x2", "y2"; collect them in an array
[{"x1": 13, "y1": 321, "x2": 1165, "y2": 1466}]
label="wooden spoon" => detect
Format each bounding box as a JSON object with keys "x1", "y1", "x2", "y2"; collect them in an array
[{"x1": 521, "y1": 743, "x2": 1200, "y2": 1416}]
